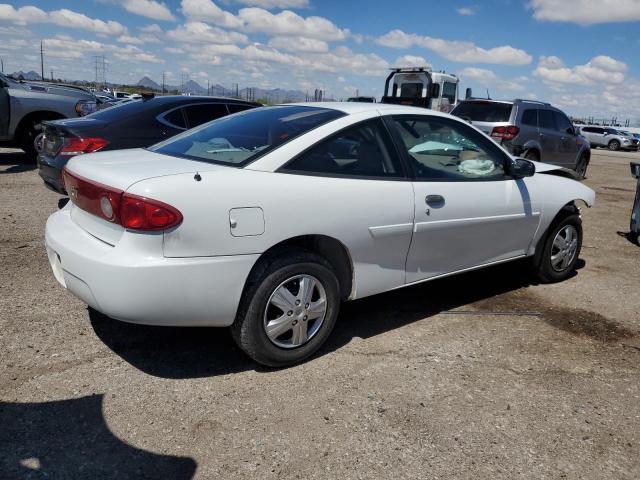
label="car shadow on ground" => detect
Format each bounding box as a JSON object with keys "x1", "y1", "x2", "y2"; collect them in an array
[
  {"x1": 91, "y1": 260, "x2": 585, "y2": 379},
  {"x1": 0, "y1": 150, "x2": 35, "y2": 174},
  {"x1": 0, "y1": 394, "x2": 197, "y2": 479}
]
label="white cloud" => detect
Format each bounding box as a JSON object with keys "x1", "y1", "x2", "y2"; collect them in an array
[
  {"x1": 167, "y1": 22, "x2": 249, "y2": 44},
  {"x1": 377, "y1": 29, "x2": 532, "y2": 65},
  {"x1": 529, "y1": 0, "x2": 640, "y2": 25},
  {"x1": 39, "y1": 34, "x2": 163, "y2": 63},
  {"x1": 180, "y1": 0, "x2": 348, "y2": 41},
  {"x1": 121, "y1": 0, "x2": 175, "y2": 21},
  {"x1": 458, "y1": 67, "x2": 527, "y2": 92},
  {"x1": 238, "y1": 7, "x2": 349, "y2": 41},
  {"x1": 457, "y1": 7, "x2": 476, "y2": 15},
  {"x1": 0, "y1": 4, "x2": 127, "y2": 36},
  {"x1": 180, "y1": 0, "x2": 245, "y2": 28},
  {"x1": 393, "y1": 55, "x2": 430, "y2": 68},
  {"x1": 269, "y1": 36, "x2": 329, "y2": 52},
  {"x1": 235, "y1": 0, "x2": 310, "y2": 8},
  {"x1": 534, "y1": 55, "x2": 627, "y2": 85}
]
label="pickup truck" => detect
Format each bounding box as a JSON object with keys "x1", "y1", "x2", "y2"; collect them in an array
[{"x1": 0, "y1": 73, "x2": 97, "y2": 160}]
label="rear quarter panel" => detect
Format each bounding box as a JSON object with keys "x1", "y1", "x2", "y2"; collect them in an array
[{"x1": 128, "y1": 167, "x2": 415, "y2": 299}]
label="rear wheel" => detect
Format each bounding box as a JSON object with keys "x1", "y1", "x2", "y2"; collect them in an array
[
  {"x1": 524, "y1": 150, "x2": 539, "y2": 161},
  {"x1": 533, "y1": 214, "x2": 582, "y2": 283},
  {"x1": 608, "y1": 140, "x2": 620, "y2": 151},
  {"x1": 231, "y1": 251, "x2": 340, "y2": 367},
  {"x1": 575, "y1": 154, "x2": 589, "y2": 179}
]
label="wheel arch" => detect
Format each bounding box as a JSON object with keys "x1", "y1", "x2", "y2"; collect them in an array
[
  {"x1": 522, "y1": 140, "x2": 542, "y2": 160},
  {"x1": 244, "y1": 234, "x2": 355, "y2": 302},
  {"x1": 15, "y1": 110, "x2": 65, "y2": 139}
]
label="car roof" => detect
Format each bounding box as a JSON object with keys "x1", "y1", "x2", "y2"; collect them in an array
[
  {"x1": 288, "y1": 101, "x2": 455, "y2": 119},
  {"x1": 132, "y1": 95, "x2": 261, "y2": 107}
]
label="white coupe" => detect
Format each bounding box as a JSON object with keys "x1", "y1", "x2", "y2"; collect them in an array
[{"x1": 45, "y1": 103, "x2": 595, "y2": 366}]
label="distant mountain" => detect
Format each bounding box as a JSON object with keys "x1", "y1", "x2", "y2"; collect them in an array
[
  {"x1": 137, "y1": 75, "x2": 160, "y2": 90},
  {"x1": 132, "y1": 76, "x2": 325, "y2": 103},
  {"x1": 11, "y1": 70, "x2": 42, "y2": 81}
]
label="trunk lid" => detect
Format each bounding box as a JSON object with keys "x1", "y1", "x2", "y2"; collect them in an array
[
  {"x1": 64, "y1": 148, "x2": 225, "y2": 245},
  {"x1": 42, "y1": 118, "x2": 109, "y2": 156}
]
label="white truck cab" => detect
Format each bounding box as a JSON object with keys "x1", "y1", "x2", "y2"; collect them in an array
[{"x1": 381, "y1": 67, "x2": 459, "y2": 112}]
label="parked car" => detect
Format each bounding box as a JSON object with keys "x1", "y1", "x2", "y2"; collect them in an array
[
  {"x1": 45, "y1": 103, "x2": 595, "y2": 367},
  {"x1": 38, "y1": 95, "x2": 260, "y2": 193},
  {"x1": 579, "y1": 126, "x2": 639, "y2": 151},
  {"x1": 451, "y1": 99, "x2": 591, "y2": 178},
  {"x1": 0, "y1": 72, "x2": 97, "y2": 160},
  {"x1": 620, "y1": 130, "x2": 640, "y2": 143}
]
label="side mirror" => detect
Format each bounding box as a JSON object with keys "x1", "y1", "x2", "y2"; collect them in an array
[
  {"x1": 603, "y1": 132, "x2": 609, "y2": 136},
  {"x1": 566, "y1": 127, "x2": 575, "y2": 135},
  {"x1": 510, "y1": 158, "x2": 536, "y2": 179},
  {"x1": 430, "y1": 83, "x2": 440, "y2": 99},
  {"x1": 631, "y1": 162, "x2": 640, "y2": 179},
  {"x1": 465, "y1": 87, "x2": 472, "y2": 100}
]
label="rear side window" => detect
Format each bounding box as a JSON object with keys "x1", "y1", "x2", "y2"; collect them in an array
[
  {"x1": 538, "y1": 110, "x2": 557, "y2": 130},
  {"x1": 451, "y1": 101, "x2": 513, "y2": 122},
  {"x1": 184, "y1": 103, "x2": 229, "y2": 128},
  {"x1": 399, "y1": 83, "x2": 423, "y2": 97},
  {"x1": 152, "y1": 105, "x2": 345, "y2": 168},
  {"x1": 281, "y1": 119, "x2": 403, "y2": 179},
  {"x1": 162, "y1": 108, "x2": 186, "y2": 129},
  {"x1": 521, "y1": 109, "x2": 538, "y2": 127}
]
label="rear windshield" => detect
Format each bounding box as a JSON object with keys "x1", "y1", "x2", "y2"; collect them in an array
[
  {"x1": 451, "y1": 101, "x2": 513, "y2": 122},
  {"x1": 86, "y1": 99, "x2": 143, "y2": 121},
  {"x1": 150, "y1": 105, "x2": 345, "y2": 167}
]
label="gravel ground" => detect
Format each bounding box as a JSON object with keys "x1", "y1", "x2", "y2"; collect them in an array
[{"x1": 1, "y1": 148, "x2": 639, "y2": 479}]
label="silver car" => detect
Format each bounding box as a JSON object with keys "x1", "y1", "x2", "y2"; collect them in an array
[
  {"x1": 579, "y1": 126, "x2": 639, "y2": 152},
  {"x1": 451, "y1": 99, "x2": 591, "y2": 178}
]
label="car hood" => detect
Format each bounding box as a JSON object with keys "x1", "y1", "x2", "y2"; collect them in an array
[{"x1": 65, "y1": 148, "x2": 226, "y2": 192}]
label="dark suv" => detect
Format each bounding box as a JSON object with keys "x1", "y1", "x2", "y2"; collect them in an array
[{"x1": 451, "y1": 99, "x2": 591, "y2": 178}]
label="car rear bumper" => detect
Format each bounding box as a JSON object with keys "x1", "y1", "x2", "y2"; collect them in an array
[
  {"x1": 37, "y1": 152, "x2": 68, "y2": 194},
  {"x1": 45, "y1": 208, "x2": 259, "y2": 327}
]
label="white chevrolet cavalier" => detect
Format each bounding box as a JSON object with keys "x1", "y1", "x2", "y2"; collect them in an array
[{"x1": 45, "y1": 103, "x2": 595, "y2": 366}]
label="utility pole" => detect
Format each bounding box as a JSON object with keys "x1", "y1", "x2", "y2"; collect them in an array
[
  {"x1": 40, "y1": 40, "x2": 44, "y2": 81},
  {"x1": 0, "y1": 57, "x2": 3, "y2": 73},
  {"x1": 161, "y1": 71, "x2": 165, "y2": 95},
  {"x1": 207, "y1": 79, "x2": 210, "y2": 96},
  {"x1": 50, "y1": 69, "x2": 53, "y2": 81}
]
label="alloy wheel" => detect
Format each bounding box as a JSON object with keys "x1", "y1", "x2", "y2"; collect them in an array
[
  {"x1": 550, "y1": 225, "x2": 579, "y2": 272},
  {"x1": 263, "y1": 274, "x2": 327, "y2": 349}
]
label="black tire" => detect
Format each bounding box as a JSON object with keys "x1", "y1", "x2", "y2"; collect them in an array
[
  {"x1": 630, "y1": 231, "x2": 639, "y2": 246},
  {"x1": 18, "y1": 119, "x2": 43, "y2": 162},
  {"x1": 231, "y1": 251, "x2": 340, "y2": 367},
  {"x1": 575, "y1": 154, "x2": 589, "y2": 180},
  {"x1": 608, "y1": 140, "x2": 620, "y2": 151},
  {"x1": 533, "y1": 213, "x2": 582, "y2": 283},
  {"x1": 524, "y1": 150, "x2": 539, "y2": 161}
]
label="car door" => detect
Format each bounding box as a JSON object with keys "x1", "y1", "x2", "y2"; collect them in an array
[
  {"x1": 386, "y1": 115, "x2": 542, "y2": 284},
  {"x1": 278, "y1": 118, "x2": 415, "y2": 297},
  {"x1": 537, "y1": 109, "x2": 562, "y2": 164},
  {"x1": 554, "y1": 111, "x2": 580, "y2": 166},
  {"x1": 583, "y1": 127, "x2": 605, "y2": 146},
  {"x1": 0, "y1": 80, "x2": 9, "y2": 138}
]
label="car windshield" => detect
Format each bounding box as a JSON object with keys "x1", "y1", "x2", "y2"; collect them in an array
[
  {"x1": 451, "y1": 101, "x2": 513, "y2": 122},
  {"x1": 150, "y1": 105, "x2": 345, "y2": 167}
]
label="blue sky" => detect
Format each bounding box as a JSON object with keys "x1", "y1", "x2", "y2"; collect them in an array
[{"x1": 1, "y1": 0, "x2": 639, "y2": 121}]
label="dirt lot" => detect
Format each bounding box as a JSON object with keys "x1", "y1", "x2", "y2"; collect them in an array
[{"x1": 1, "y1": 148, "x2": 639, "y2": 479}]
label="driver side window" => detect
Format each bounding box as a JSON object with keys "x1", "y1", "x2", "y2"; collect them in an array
[{"x1": 389, "y1": 116, "x2": 507, "y2": 181}]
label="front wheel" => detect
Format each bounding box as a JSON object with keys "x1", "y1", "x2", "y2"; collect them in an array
[
  {"x1": 18, "y1": 119, "x2": 44, "y2": 162},
  {"x1": 534, "y1": 214, "x2": 583, "y2": 283},
  {"x1": 608, "y1": 140, "x2": 620, "y2": 151},
  {"x1": 231, "y1": 251, "x2": 340, "y2": 367}
]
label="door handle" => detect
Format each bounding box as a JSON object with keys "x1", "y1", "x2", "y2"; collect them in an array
[{"x1": 425, "y1": 194, "x2": 445, "y2": 205}]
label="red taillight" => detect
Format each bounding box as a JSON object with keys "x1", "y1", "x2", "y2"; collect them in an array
[
  {"x1": 62, "y1": 167, "x2": 182, "y2": 231},
  {"x1": 490, "y1": 125, "x2": 520, "y2": 141},
  {"x1": 120, "y1": 194, "x2": 182, "y2": 231},
  {"x1": 60, "y1": 137, "x2": 109, "y2": 155}
]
